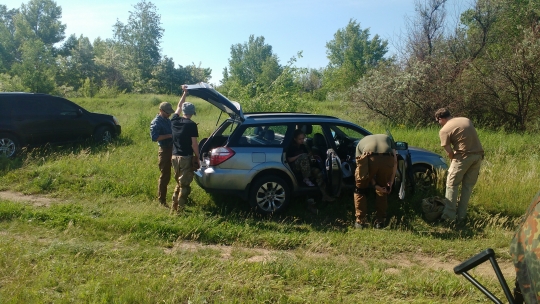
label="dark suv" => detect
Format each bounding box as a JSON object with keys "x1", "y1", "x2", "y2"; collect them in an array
[
  {"x1": 0, "y1": 93, "x2": 121, "y2": 157},
  {"x1": 185, "y1": 83, "x2": 447, "y2": 214}
]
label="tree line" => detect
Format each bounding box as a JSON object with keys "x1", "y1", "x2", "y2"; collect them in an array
[
  {"x1": 350, "y1": 0, "x2": 540, "y2": 132},
  {"x1": 1, "y1": 0, "x2": 539, "y2": 131},
  {"x1": 0, "y1": 0, "x2": 210, "y2": 97},
  {"x1": 218, "y1": 0, "x2": 540, "y2": 132}
]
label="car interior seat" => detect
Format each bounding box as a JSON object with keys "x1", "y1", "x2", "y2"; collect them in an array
[
  {"x1": 263, "y1": 129, "x2": 275, "y2": 142},
  {"x1": 253, "y1": 126, "x2": 265, "y2": 138},
  {"x1": 312, "y1": 133, "x2": 327, "y2": 159},
  {"x1": 300, "y1": 124, "x2": 313, "y2": 149}
]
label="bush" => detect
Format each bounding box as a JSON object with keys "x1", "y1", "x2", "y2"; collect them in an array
[
  {"x1": 0, "y1": 74, "x2": 27, "y2": 92},
  {"x1": 95, "y1": 83, "x2": 125, "y2": 99}
]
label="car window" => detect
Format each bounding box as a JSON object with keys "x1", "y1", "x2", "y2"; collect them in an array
[
  {"x1": 328, "y1": 124, "x2": 368, "y2": 151},
  {"x1": 237, "y1": 124, "x2": 287, "y2": 147},
  {"x1": 216, "y1": 120, "x2": 239, "y2": 136},
  {"x1": 18, "y1": 98, "x2": 45, "y2": 117},
  {"x1": 45, "y1": 98, "x2": 79, "y2": 116}
]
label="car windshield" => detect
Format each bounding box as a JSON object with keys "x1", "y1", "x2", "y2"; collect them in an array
[{"x1": 329, "y1": 125, "x2": 366, "y2": 142}]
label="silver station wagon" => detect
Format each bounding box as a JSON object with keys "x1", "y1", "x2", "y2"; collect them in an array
[{"x1": 186, "y1": 83, "x2": 447, "y2": 214}]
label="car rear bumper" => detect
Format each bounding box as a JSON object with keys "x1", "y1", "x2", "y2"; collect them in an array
[
  {"x1": 194, "y1": 167, "x2": 252, "y2": 200},
  {"x1": 194, "y1": 167, "x2": 253, "y2": 191}
]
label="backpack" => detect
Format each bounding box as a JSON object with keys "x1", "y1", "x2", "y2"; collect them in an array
[{"x1": 421, "y1": 197, "x2": 449, "y2": 222}]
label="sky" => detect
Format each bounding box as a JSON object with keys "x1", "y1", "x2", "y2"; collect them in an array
[{"x1": 4, "y1": 0, "x2": 469, "y2": 85}]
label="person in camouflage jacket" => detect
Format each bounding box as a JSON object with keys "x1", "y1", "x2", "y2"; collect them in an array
[{"x1": 510, "y1": 191, "x2": 540, "y2": 303}]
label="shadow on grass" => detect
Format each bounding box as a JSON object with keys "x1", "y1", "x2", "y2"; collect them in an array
[
  {"x1": 197, "y1": 184, "x2": 522, "y2": 242},
  {"x1": 1, "y1": 136, "x2": 135, "y2": 169},
  {"x1": 0, "y1": 155, "x2": 24, "y2": 172},
  {"x1": 199, "y1": 187, "x2": 407, "y2": 233}
]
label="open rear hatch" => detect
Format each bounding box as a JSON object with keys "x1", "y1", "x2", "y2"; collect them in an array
[{"x1": 185, "y1": 83, "x2": 243, "y2": 121}]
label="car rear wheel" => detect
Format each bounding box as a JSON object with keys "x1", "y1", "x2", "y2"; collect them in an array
[
  {"x1": 249, "y1": 175, "x2": 290, "y2": 214},
  {"x1": 94, "y1": 126, "x2": 113, "y2": 143},
  {"x1": 0, "y1": 133, "x2": 19, "y2": 158},
  {"x1": 412, "y1": 166, "x2": 435, "y2": 193}
]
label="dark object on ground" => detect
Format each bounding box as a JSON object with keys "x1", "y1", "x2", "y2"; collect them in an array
[{"x1": 421, "y1": 196, "x2": 449, "y2": 222}]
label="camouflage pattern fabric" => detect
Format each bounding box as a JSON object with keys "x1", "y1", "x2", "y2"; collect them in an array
[
  {"x1": 421, "y1": 197, "x2": 449, "y2": 222},
  {"x1": 510, "y1": 191, "x2": 540, "y2": 304},
  {"x1": 293, "y1": 153, "x2": 312, "y2": 179},
  {"x1": 293, "y1": 154, "x2": 324, "y2": 186}
]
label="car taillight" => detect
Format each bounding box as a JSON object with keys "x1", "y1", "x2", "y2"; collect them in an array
[{"x1": 209, "y1": 147, "x2": 235, "y2": 166}]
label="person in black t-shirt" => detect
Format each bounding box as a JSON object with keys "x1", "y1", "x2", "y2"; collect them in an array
[
  {"x1": 170, "y1": 85, "x2": 200, "y2": 214},
  {"x1": 287, "y1": 129, "x2": 335, "y2": 202}
]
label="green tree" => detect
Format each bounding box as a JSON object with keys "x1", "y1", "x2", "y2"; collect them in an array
[
  {"x1": 0, "y1": 5, "x2": 18, "y2": 72},
  {"x1": 113, "y1": 0, "x2": 163, "y2": 91},
  {"x1": 222, "y1": 35, "x2": 282, "y2": 97},
  {"x1": 93, "y1": 37, "x2": 128, "y2": 91},
  {"x1": 11, "y1": 39, "x2": 56, "y2": 93},
  {"x1": 461, "y1": 0, "x2": 540, "y2": 130},
  {"x1": 325, "y1": 19, "x2": 388, "y2": 91},
  {"x1": 56, "y1": 34, "x2": 97, "y2": 90},
  {"x1": 182, "y1": 62, "x2": 212, "y2": 84},
  {"x1": 18, "y1": 0, "x2": 65, "y2": 47},
  {"x1": 149, "y1": 56, "x2": 176, "y2": 94}
]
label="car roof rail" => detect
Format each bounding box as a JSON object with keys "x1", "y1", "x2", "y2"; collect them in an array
[{"x1": 243, "y1": 112, "x2": 339, "y2": 119}]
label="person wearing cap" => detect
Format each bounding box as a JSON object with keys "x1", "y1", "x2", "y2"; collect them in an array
[
  {"x1": 170, "y1": 85, "x2": 200, "y2": 214},
  {"x1": 353, "y1": 134, "x2": 398, "y2": 229},
  {"x1": 150, "y1": 101, "x2": 175, "y2": 208},
  {"x1": 435, "y1": 108, "x2": 483, "y2": 224}
]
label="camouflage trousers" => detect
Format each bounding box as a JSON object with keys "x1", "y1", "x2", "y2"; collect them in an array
[
  {"x1": 171, "y1": 155, "x2": 194, "y2": 208},
  {"x1": 292, "y1": 154, "x2": 324, "y2": 187}
]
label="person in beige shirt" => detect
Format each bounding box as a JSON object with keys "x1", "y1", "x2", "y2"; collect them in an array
[{"x1": 435, "y1": 108, "x2": 484, "y2": 223}]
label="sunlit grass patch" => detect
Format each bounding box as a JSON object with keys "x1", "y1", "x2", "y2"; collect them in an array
[{"x1": 0, "y1": 95, "x2": 536, "y2": 302}]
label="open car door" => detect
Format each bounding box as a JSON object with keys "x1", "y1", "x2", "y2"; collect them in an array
[{"x1": 386, "y1": 128, "x2": 414, "y2": 198}]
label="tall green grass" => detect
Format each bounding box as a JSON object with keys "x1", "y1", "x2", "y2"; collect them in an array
[{"x1": 0, "y1": 94, "x2": 537, "y2": 303}]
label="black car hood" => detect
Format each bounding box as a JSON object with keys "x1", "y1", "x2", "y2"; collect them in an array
[{"x1": 185, "y1": 83, "x2": 243, "y2": 121}]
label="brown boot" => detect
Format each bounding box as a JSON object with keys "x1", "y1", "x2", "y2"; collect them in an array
[
  {"x1": 170, "y1": 193, "x2": 180, "y2": 215},
  {"x1": 374, "y1": 218, "x2": 386, "y2": 229},
  {"x1": 159, "y1": 200, "x2": 170, "y2": 209}
]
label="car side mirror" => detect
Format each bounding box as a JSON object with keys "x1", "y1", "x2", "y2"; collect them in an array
[{"x1": 395, "y1": 141, "x2": 408, "y2": 150}]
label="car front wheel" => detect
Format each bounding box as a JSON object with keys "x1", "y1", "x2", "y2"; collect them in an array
[
  {"x1": 249, "y1": 175, "x2": 291, "y2": 214},
  {"x1": 94, "y1": 126, "x2": 113, "y2": 143},
  {"x1": 0, "y1": 133, "x2": 19, "y2": 158},
  {"x1": 412, "y1": 166, "x2": 435, "y2": 193}
]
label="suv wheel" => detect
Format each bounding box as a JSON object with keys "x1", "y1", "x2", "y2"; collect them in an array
[
  {"x1": 94, "y1": 126, "x2": 113, "y2": 143},
  {"x1": 249, "y1": 175, "x2": 290, "y2": 214},
  {"x1": 412, "y1": 166, "x2": 434, "y2": 193},
  {"x1": 0, "y1": 133, "x2": 19, "y2": 158}
]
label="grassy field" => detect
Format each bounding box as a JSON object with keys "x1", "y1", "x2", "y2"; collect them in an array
[{"x1": 0, "y1": 94, "x2": 538, "y2": 303}]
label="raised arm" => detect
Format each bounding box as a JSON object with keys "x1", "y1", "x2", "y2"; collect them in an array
[{"x1": 175, "y1": 85, "x2": 188, "y2": 115}]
